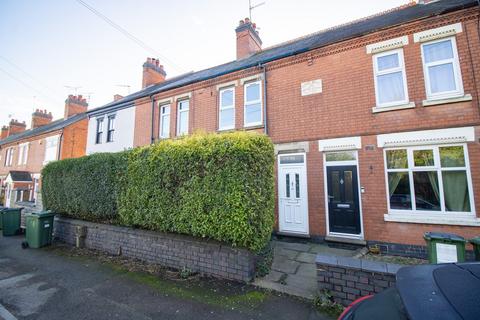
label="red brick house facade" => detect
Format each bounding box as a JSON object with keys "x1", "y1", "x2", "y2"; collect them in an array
[
  {"x1": 0, "y1": 95, "x2": 88, "y2": 211},
  {"x1": 86, "y1": 0, "x2": 480, "y2": 255}
]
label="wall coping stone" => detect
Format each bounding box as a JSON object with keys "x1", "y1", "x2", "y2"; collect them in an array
[{"x1": 316, "y1": 254, "x2": 402, "y2": 275}]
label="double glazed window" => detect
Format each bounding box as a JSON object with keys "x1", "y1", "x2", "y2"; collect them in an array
[
  {"x1": 385, "y1": 145, "x2": 472, "y2": 214},
  {"x1": 18, "y1": 143, "x2": 28, "y2": 165},
  {"x1": 95, "y1": 117, "x2": 104, "y2": 144},
  {"x1": 44, "y1": 136, "x2": 59, "y2": 164},
  {"x1": 219, "y1": 87, "x2": 235, "y2": 130},
  {"x1": 373, "y1": 49, "x2": 408, "y2": 107},
  {"x1": 107, "y1": 115, "x2": 115, "y2": 143},
  {"x1": 159, "y1": 104, "x2": 170, "y2": 138},
  {"x1": 177, "y1": 99, "x2": 189, "y2": 136},
  {"x1": 4, "y1": 148, "x2": 14, "y2": 166},
  {"x1": 421, "y1": 37, "x2": 463, "y2": 100},
  {"x1": 244, "y1": 81, "x2": 262, "y2": 127}
]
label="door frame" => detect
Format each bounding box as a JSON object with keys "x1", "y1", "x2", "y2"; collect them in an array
[
  {"x1": 277, "y1": 152, "x2": 309, "y2": 236},
  {"x1": 323, "y1": 151, "x2": 364, "y2": 240}
]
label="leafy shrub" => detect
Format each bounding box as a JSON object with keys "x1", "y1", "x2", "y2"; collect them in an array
[
  {"x1": 42, "y1": 132, "x2": 275, "y2": 252},
  {"x1": 42, "y1": 152, "x2": 127, "y2": 222},
  {"x1": 119, "y1": 132, "x2": 275, "y2": 252}
]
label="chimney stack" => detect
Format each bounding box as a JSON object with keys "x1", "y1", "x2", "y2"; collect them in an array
[
  {"x1": 1, "y1": 126, "x2": 8, "y2": 140},
  {"x1": 64, "y1": 95, "x2": 88, "y2": 119},
  {"x1": 8, "y1": 119, "x2": 26, "y2": 136},
  {"x1": 142, "y1": 58, "x2": 166, "y2": 88},
  {"x1": 235, "y1": 18, "x2": 262, "y2": 60},
  {"x1": 113, "y1": 94, "x2": 124, "y2": 102},
  {"x1": 31, "y1": 109, "x2": 53, "y2": 129}
]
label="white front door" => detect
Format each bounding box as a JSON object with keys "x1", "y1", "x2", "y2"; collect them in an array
[
  {"x1": 5, "y1": 183, "x2": 11, "y2": 208},
  {"x1": 278, "y1": 153, "x2": 309, "y2": 235}
]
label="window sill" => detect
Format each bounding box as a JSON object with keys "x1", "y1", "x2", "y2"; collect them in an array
[
  {"x1": 372, "y1": 102, "x2": 415, "y2": 113},
  {"x1": 384, "y1": 212, "x2": 480, "y2": 226},
  {"x1": 243, "y1": 124, "x2": 265, "y2": 130},
  {"x1": 422, "y1": 94, "x2": 472, "y2": 107}
]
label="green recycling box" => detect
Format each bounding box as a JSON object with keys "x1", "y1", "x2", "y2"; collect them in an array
[
  {"x1": 424, "y1": 232, "x2": 466, "y2": 264},
  {"x1": 469, "y1": 237, "x2": 480, "y2": 261},
  {"x1": 25, "y1": 211, "x2": 55, "y2": 248},
  {"x1": 1, "y1": 208, "x2": 22, "y2": 236}
]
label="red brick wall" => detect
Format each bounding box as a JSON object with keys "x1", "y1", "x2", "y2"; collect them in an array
[{"x1": 61, "y1": 118, "x2": 88, "y2": 160}]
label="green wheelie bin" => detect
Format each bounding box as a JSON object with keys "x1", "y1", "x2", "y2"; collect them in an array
[
  {"x1": 424, "y1": 232, "x2": 466, "y2": 264},
  {"x1": 24, "y1": 211, "x2": 55, "y2": 248},
  {"x1": 0, "y1": 206, "x2": 5, "y2": 230},
  {"x1": 1, "y1": 207, "x2": 22, "y2": 236},
  {"x1": 469, "y1": 237, "x2": 480, "y2": 261}
]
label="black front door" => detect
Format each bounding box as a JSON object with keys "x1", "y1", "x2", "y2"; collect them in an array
[{"x1": 327, "y1": 165, "x2": 361, "y2": 235}]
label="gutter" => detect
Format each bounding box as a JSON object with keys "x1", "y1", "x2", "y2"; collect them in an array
[
  {"x1": 259, "y1": 63, "x2": 268, "y2": 135},
  {"x1": 57, "y1": 131, "x2": 64, "y2": 161},
  {"x1": 150, "y1": 95, "x2": 155, "y2": 144}
]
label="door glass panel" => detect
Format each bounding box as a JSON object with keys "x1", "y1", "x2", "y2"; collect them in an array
[
  {"x1": 442, "y1": 171, "x2": 470, "y2": 212},
  {"x1": 325, "y1": 151, "x2": 356, "y2": 162},
  {"x1": 344, "y1": 171, "x2": 353, "y2": 203},
  {"x1": 388, "y1": 172, "x2": 411, "y2": 210},
  {"x1": 386, "y1": 150, "x2": 407, "y2": 169},
  {"x1": 413, "y1": 149, "x2": 434, "y2": 167},
  {"x1": 440, "y1": 146, "x2": 465, "y2": 167},
  {"x1": 280, "y1": 155, "x2": 304, "y2": 164},
  {"x1": 413, "y1": 171, "x2": 441, "y2": 211},
  {"x1": 295, "y1": 173, "x2": 300, "y2": 198},
  {"x1": 285, "y1": 174, "x2": 290, "y2": 198},
  {"x1": 331, "y1": 171, "x2": 341, "y2": 201}
]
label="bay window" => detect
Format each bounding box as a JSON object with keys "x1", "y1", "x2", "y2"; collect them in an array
[
  {"x1": 219, "y1": 87, "x2": 235, "y2": 130},
  {"x1": 421, "y1": 37, "x2": 463, "y2": 100},
  {"x1": 244, "y1": 81, "x2": 262, "y2": 127},
  {"x1": 385, "y1": 144, "x2": 473, "y2": 214},
  {"x1": 373, "y1": 49, "x2": 409, "y2": 108}
]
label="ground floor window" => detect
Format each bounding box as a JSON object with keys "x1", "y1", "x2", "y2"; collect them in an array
[{"x1": 385, "y1": 144, "x2": 473, "y2": 214}]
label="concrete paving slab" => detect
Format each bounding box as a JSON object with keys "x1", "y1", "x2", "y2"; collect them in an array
[
  {"x1": 284, "y1": 274, "x2": 317, "y2": 293},
  {"x1": 309, "y1": 244, "x2": 358, "y2": 257},
  {"x1": 272, "y1": 257, "x2": 300, "y2": 274},
  {"x1": 296, "y1": 252, "x2": 317, "y2": 264},
  {"x1": 264, "y1": 270, "x2": 284, "y2": 283},
  {"x1": 276, "y1": 242, "x2": 312, "y2": 252},
  {"x1": 296, "y1": 263, "x2": 317, "y2": 278},
  {"x1": 275, "y1": 247, "x2": 299, "y2": 259}
]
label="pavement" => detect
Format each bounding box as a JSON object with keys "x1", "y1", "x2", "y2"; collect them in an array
[
  {"x1": 0, "y1": 235, "x2": 332, "y2": 320},
  {"x1": 254, "y1": 239, "x2": 362, "y2": 300}
]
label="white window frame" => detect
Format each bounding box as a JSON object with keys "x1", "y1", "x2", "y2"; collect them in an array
[
  {"x1": 17, "y1": 143, "x2": 29, "y2": 165},
  {"x1": 373, "y1": 48, "x2": 409, "y2": 108},
  {"x1": 159, "y1": 104, "x2": 171, "y2": 139},
  {"x1": 5, "y1": 148, "x2": 14, "y2": 167},
  {"x1": 44, "y1": 135, "x2": 59, "y2": 164},
  {"x1": 243, "y1": 80, "x2": 263, "y2": 127},
  {"x1": 218, "y1": 87, "x2": 235, "y2": 131},
  {"x1": 176, "y1": 99, "x2": 189, "y2": 136},
  {"x1": 421, "y1": 36, "x2": 464, "y2": 101},
  {"x1": 95, "y1": 117, "x2": 104, "y2": 144},
  {"x1": 383, "y1": 143, "x2": 475, "y2": 219}
]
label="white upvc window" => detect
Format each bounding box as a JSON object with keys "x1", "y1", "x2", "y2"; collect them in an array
[
  {"x1": 95, "y1": 117, "x2": 104, "y2": 144},
  {"x1": 18, "y1": 143, "x2": 29, "y2": 165},
  {"x1": 373, "y1": 49, "x2": 409, "y2": 108},
  {"x1": 219, "y1": 87, "x2": 235, "y2": 130},
  {"x1": 177, "y1": 99, "x2": 189, "y2": 136},
  {"x1": 421, "y1": 37, "x2": 464, "y2": 100},
  {"x1": 44, "y1": 135, "x2": 59, "y2": 164},
  {"x1": 159, "y1": 104, "x2": 171, "y2": 139},
  {"x1": 384, "y1": 144, "x2": 474, "y2": 216},
  {"x1": 106, "y1": 114, "x2": 116, "y2": 143},
  {"x1": 244, "y1": 81, "x2": 262, "y2": 127},
  {"x1": 4, "y1": 148, "x2": 14, "y2": 166}
]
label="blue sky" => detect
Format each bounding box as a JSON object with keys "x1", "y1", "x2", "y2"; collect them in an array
[{"x1": 0, "y1": 0, "x2": 407, "y2": 128}]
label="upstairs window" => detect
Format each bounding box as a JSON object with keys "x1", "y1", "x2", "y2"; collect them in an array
[
  {"x1": 177, "y1": 99, "x2": 189, "y2": 136},
  {"x1": 107, "y1": 115, "x2": 116, "y2": 143},
  {"x1": 18, "y1": 143, "x2": 28, "y2": 165},
  {"x1": 44, "y1": 135, "x2": 59, "y2": 164},
  {"x1": 219, "y1": 87, "x2": 235, "y2": 130},
  {"x1": 373, "y1": 49, "x2": 409, "y2": 107},
  {"x1": 159, "y1": 104, "x2": 170, "y2": 139},
  {"x1": 244, "y1": 81, "x2": 262, "y2": 127},
  {"x1": 421, "y1": 37, "x2": 463, "y2": 100},
  {"x1": 4, "y1": 148, "x2": 14, "y2": 167},
  {"x1": 95, "y1": 117, "x2": 104, "y2": 144}
]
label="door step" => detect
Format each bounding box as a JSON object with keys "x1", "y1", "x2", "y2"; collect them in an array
[
  {"x1": 325, "y1": 235, "x2": 366, "y2": 246},
  {"x1": 276, "y1": 231, "x2": 310, "y2": 239}
]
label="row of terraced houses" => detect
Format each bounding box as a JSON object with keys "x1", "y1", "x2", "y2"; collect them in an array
[{"x1": 1, "y1": 0, "x2": 479, "y2": 255}]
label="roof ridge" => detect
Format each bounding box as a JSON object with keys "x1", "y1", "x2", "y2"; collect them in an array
[{"x1": 261, "y1": 1, "x2": 417, "y2": 52}]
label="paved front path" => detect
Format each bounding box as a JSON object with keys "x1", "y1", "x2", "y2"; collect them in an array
[
  {"x1": 254, "y1": 240, "x2": 361, "y2": 300},
  {"x1": 0, "y1": 236, "x2": 331, "y2": 320}
]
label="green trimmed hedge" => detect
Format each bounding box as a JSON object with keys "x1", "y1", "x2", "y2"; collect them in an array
[{"x1": 42, "y1": 132, "x2": 275, "y2": 252}]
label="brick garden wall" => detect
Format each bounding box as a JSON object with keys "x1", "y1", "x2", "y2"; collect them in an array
[
  {"x1": 54, "y1": 216, "x2": 256, "y2": 282},
  {"x1": 316, "y1": 255, "x2": 401, "y2": 306}
]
